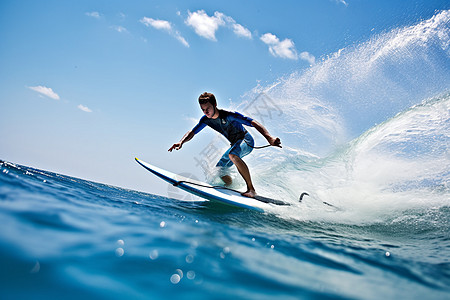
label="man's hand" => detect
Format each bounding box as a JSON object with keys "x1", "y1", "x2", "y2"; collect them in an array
[
  {"x1": 168, "y1": 142, "x2": 182, "y2": 152},
  {"x1": 268, "y1": 136, "x2": 282, "y2": 148},
  {"x1": 169, "y1": 130, "x2": 194, "y2": 152},
  {"x1": 251, "y1": 120, "x2": 282, "y2": 148}
]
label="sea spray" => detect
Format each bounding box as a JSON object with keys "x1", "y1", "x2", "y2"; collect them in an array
[
  {"x1": 241, "y1": 11, "x2": 450, "y2": 223},
  {"x1": 241, "y1": 10, "x2": 450, "y2": 156}
]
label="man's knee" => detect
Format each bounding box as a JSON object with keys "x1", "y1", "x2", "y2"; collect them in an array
[
  {"x1": 221, "y1": 175, "x2": 232, "y2": 186},
  {"x1": 229, "y1": 153, "x2": 239, "y2": 162}
]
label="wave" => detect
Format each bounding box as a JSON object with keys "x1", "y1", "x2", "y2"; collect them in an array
[
  {"x1": 240, "y1": 10, "x2": 450, "y2": 156},
  {"x1": 237, "y1": 10, "x2": 450, "y2": 224}
]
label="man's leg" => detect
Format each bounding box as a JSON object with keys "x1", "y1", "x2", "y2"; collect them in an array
[
  {"x1": 229, "y1": 154, "x2": 256, "y2": 198},
  {"x1": 216, "y1": 148, "x2": 234, "y2": 186}
]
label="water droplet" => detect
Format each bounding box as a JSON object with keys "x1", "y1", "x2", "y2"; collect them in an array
[
  {"x1": 385, "y1": 251, "x2": 391, "y2": 257},
  {"x1": 170, "y1": 274, "x2": 181, "y2": 284},
  {"x1": 190, "y1": 241, "x2": 198, "y2": 249},
  {"x1": 186, "y1": 254, "x2": 194, "y2": 264},
  {"x1": 175, "y1": 269, "x2": 183, "y2": 279},
  {"x1": 149, "y1": 250, "x2": 159, "y2": 260},
  {"x1": 160, "y1": 221, "x2": 166, "y2": 228},
  {"x1": 115, "y1": 248, "x2": 124, "y2": 257},
  {"x1": 187, "y1": 271, "x2": 196, "y2": 280},
  {"x1": 117, "y1": 239, "x2": 124, "y2": 246}
]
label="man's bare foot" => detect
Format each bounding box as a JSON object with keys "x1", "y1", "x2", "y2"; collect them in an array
[
  {"x1": 221, "y1": 175, "x2": 232, "y2": 186},
  {"x1": 241, "y1": 190, "x2": 257, "y2": 198}
]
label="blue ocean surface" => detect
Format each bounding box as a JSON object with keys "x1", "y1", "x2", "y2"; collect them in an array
[{"x1": 0, "y1": 154, "x2": 449, "y2": 299}]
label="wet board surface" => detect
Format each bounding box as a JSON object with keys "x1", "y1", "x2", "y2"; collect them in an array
[{"x1": 135, "y1": 158, "x2": 290, "y2": 212}]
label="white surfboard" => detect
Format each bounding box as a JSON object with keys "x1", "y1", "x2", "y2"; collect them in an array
[{"x1": 135, "y1": 158, "x2": 289, "y2": 212}]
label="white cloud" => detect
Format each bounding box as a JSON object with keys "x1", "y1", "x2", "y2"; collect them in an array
[
  {"x1": 118, "y1": 12, "x2": 126, "y2": 20},
  {"x1": 175, "y1": 34, "x2": 189, "y2": 48},
  {"x1": 185, "y1": 10, "x2": 252, "y2": 41},
  {"x1": 231, "y1": 23, "x2": 252, "y2": 39},
  {"x1": 260, "y1": 33, "x2": 298, "y2": 60},
  {"x1": 78, "y1": 104, "x2": 92, "y2": 113},
  {"x1": 85, "y1": 12, "x2": 101, "y2": 19},
  {"x1": 141, "y1": 17, "x2": 189, "y2": 47},
  {"x1": 185, "y1": 10, "x2": 225, "y2": 41},
  {"x1": 111, "y1": 25, "x2": 128, "y2": 33},
  {"x1": 334, "y1": 0, "x2": 349, "y2": 6},
  {"x1": 300, "y1": 51, "x2": 316, "y2": 65},
  {"x1": 260, "y1": 32, "x2": 278, "y2": 45},
  {"x1": 28, "y1": 85, "x2": 60, "y2": 100},
  {"x1": 141, "y1": 17, "x2": 172, "y2": 31}
]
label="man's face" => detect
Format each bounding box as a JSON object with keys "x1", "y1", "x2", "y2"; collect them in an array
[{"x1": 200, "y1": 102, "x2": 216, "y2": 118}]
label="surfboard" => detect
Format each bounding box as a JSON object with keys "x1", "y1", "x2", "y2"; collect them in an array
[{"x1": 135, "y1": 158, "x2": 289, "y2": 212}]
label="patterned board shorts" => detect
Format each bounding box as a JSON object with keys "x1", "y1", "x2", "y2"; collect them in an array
[{"x1": 215, "y1": 132, "x2": 254, "y2": 173}]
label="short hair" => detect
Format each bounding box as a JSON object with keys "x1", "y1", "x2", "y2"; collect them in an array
[{"x1": 198, "y1": 92, "x2": 217, "y2": 106}]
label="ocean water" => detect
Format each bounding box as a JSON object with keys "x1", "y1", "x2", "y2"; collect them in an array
[
  {"x1": 1, "y1": 158, "x2": 449, "y2": 300},
  {"x1": 2, "y1": 10, "x2": 450, "y2": 300}
]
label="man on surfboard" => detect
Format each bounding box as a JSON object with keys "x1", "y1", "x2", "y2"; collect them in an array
[{"x1": 169, "y1": 92, "x2": 281, "y2": 198}]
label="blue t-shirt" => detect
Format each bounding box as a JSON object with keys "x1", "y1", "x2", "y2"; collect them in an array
[{"x1": 192, "y1": 109, "x2": 254, "y2": 144}]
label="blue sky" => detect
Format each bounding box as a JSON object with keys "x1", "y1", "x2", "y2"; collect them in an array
[{"x1": 0, "y1": 0, "x2": 448, "y2": 195}]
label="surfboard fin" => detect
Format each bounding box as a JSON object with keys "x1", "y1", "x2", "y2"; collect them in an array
[
  {"x1": 299, "y1": 192, "x2": 310, "y2": 202},
  {"x1": 299, "y1": 193, "x2": 340, "y2": 210}
]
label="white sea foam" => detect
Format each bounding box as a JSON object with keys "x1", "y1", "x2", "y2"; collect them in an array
[{"x1": 241, "y1": 11, "x2": 450, "y2": 224}]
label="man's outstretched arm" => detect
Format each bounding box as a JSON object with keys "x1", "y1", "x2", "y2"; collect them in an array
[
  {"x1": 251, "y1": 120, "x2": 282, "y2": 148},
  {"x1": 168, "y1": 130, "x2": 195, "y2": 152}
]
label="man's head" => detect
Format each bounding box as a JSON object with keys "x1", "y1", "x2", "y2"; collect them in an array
[
  {"x1": 199, "y1": 92, "x2": 217, "y2": 119},
  {"x1": 198, "y1": 92, "x2": 217, "y2": 106}
]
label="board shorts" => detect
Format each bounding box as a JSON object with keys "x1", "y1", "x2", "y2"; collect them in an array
[{"x1": 215, "y1": 132, "x2": 254, "y2": 176}]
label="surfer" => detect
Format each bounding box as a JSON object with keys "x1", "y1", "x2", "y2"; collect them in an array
[{"x1": 168, "y1": 92, "x2": 281, "y2": 198}]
